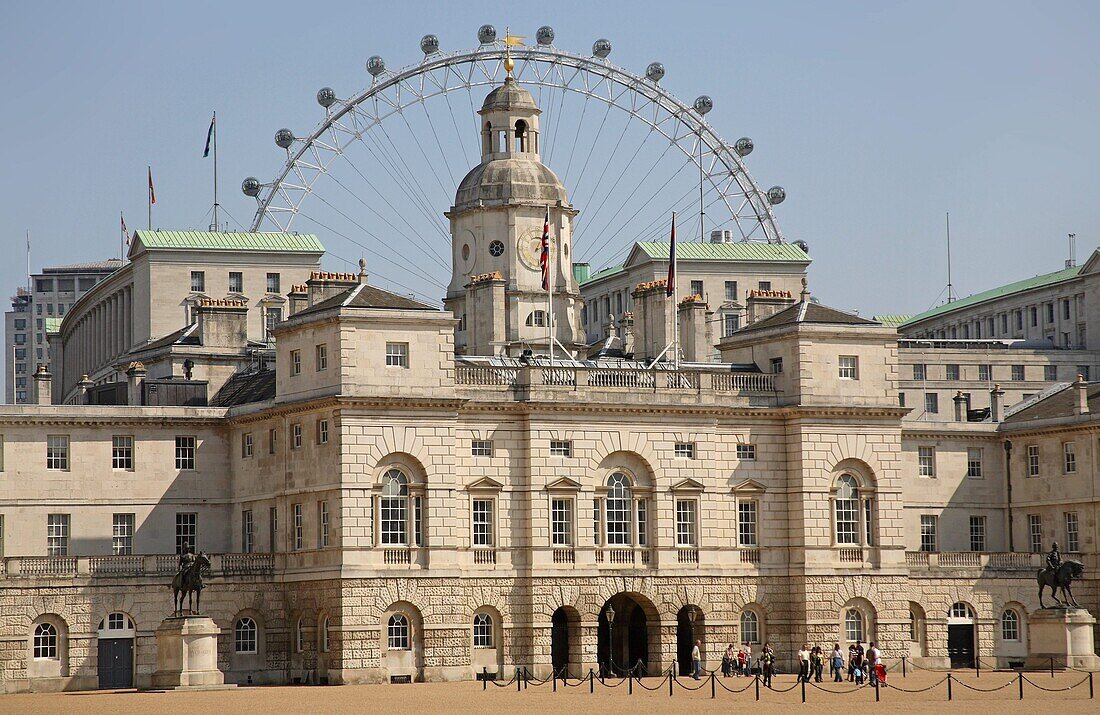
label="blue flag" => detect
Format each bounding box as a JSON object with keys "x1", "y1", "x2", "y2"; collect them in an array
[{"x1": 203, "y1": 114, "x2": 215, "y2": 158}]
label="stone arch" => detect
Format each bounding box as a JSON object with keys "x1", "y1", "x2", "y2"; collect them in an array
[
  {"x1": 908, "y1": 601, "x2": 928, "y2": 657},
  {"x1": 375, "y1": 580, "x2": 434, "y2": 622},
  {"x1": 90, "y1": 593, "x2": 139, "y2": 633},
  {"x1": 998, "y1": 601, "x2": 1027, "y2": 646},
  {"x1": 840, "y1": 596, "x2": 877, "y2": 645},
  {"x1": 374, "y1": 452, "x2": 429, "y2": 486},
  {"x1": 588, "y1": 434, "x2": 660, "y2": 483},
  {"x1": 739, "y1": 603, "x2": 766, "y2": 645},
  {"x1": 382, "y1": 600, "x2": 424, "y2": 681},
  {"x1": 826, "y1": 440, "x2": 884, "y2": 477},
  {"x1": 28, "y1": 613, "x2": 69, "y2": 680},
  {"x1": 465, "y1": 585, "x2": 512, "y2": 620},
  {"x1": 595, "y1": 450, "x2": 657, "y2": 488}
]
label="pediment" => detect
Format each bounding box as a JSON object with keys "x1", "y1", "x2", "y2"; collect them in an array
[
  {"x1": 670, "y1": 478, "x2": 705, "y2": 492},
  {"x1": 545, "y1": 476, "x2": 582, "y2": 491},
  {"x1": 731, "y1": 478, "x2": 767, "y2": 494},
  {"x1": 466, "y1": 476, "x2": 504, "y2": 491}
]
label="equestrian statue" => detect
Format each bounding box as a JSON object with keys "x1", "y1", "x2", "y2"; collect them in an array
[
  {"x1": 1037, "y1": 541, "x2": 1085, "y2": 608},
  {"x1": 171, "y1": 548, "x2": 211, "y2": 616}
]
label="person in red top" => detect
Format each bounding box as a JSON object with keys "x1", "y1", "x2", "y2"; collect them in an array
[{"x1": 737, "y1": 648, "x2": 747, "y2": 676}]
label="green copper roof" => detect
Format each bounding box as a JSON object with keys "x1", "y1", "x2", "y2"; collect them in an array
[
  {"x1": 133, "y1": 230, "x2": 324, "y2": 253},
  {"x1": 635, "y1": 241, "x2": 810, "y2": 262},
  {"x1": 580, "y1": 264, "x2": 626, "y2": 285},
  {"x1": 901, "y1": 265, "x2": 1083, "y2": 327},
  {"x1": 44, "y1": 317, "x2": 62, "y2": 334},
  {"x1": 872, "y1": 314, "x2": 912, "y2": 327}
]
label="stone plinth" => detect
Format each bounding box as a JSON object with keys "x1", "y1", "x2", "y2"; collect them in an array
[
  {"x1": 152, "y1": 616, "x2": 226, "y2": 688},
  {"x1": 1026, "y1": 608, "x2": 1100, "y2": 671}
]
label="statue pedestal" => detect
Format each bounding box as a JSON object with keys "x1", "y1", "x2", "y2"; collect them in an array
[
  {"x1": 152, "y1": 616, "x2": 226, "y2": 688},
  {"x1": 1026, "y1": 608, "x2": 1100, "y2": 671}
]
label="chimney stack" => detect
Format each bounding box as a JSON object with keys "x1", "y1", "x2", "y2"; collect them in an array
[
  {"x1": 195, "y1": 299, "x2": 249, "y2": 349},
  {"x1": 989, "y1": 383, "x2": 1005, "y2": 422},
  {"x1": 287, "y1": 284, "x2": 308, "y2": 316},
  {"x1": 306, "y1": 270, "x2": 359, "y2": 306},
  {"x1": 126, "y1": 362, "x2": 147, "y2": 407},
  {"x1": 32, "y1": 364, "x2": 52, "y2": 406},
  {"x1": 1074, "y1": 373, "x2": 1089, "y2": 415},
  {"x1": 953, "y1": 390, "x2": 966, "y2": 422}
]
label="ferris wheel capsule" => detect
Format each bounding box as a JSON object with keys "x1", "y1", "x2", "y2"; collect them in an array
[
  {"x1": 767, "y1": 186, "x2": 787, "y2": 205},
  {"x1": 592, "y1": 38, "x2": 612, "y2": 58},
  {"x1": 693, "y1": 95, "x2": 713, "y2": 115},
  {"x1": 316, "y1": 87, "x2": 337, "y2": 108},
  {"x1": 420, "y1": 34, "x2": 440, "y2": 55},
  {"x1": 478, "y1": 25, "x2": 496, "y2": 44},
  {"x1": 366, "y1": 55, "x2": 386, "y2": 76},
  {"x1": 241, "y1": 177, "x2": 261, "y2": 197},
  {"x1": 734, "y1": 137, "x2": 754, "y2": 157},
  {"x1": 274, "y1": 129, "x2": 294, "y2": 149},
  {"x1": 536, "y1": 26, "x2": 554, "y2": 45},
  {"x1": 646, "y1": 62, "x2": 665, "y2": 82}
]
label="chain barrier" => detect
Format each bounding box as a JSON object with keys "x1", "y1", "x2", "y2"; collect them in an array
[
  {"x1": 808, "y1": 680, "x2": 868, "y2": 695},
  {"x1": 714, "y1": 676, "x2": 756, "y2": 693},
  {"x1": 486, "y1": 672, "x2": 520, "y2": 688},
  {"x1": 633, "y1": 673, "x2": 672, "y2": 691},
  {"x1": 673, "y1": 675, "x2": 710, "y2": 691},
  {"x1": 1021, "y1": 673, "x2": 1092, "y2": 693},
  {"x1": 888, "y1": 676, "x2": 949, "y2": 693},
  {"x1": 953, "y1": 678, "x2": 1017, "y2": 693}
]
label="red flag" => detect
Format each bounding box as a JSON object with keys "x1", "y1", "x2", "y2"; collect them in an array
[
  {"x1": 540, "y1": 206, "x2": 551, "y2": 291},
  {"x1": 148, "y1": 167, "x2": 156, "y2": 205},
  {"x1": 665, "y1": 213, "x2": 676, "y2": 297}
]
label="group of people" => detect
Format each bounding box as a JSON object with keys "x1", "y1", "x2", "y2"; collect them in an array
[
  {"x1": 719, "y1": 643, "x2": 754, "y2": 677},
  {"x1": 795, "y1": 641, "x2": 886, "y2": 686}
]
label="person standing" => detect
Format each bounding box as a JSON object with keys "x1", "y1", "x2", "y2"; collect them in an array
[
  {"x1": 737, "y1": 647, "x2": 746, "y2": 676},
  {"x1": 760, "y1": 643, "x2": 775, "y2": 688},
  {"x1": 743, "y1": 641, "x2": 753, "y2": 677},
  {"x1": 831, "y1": 643, "x2": 844, "y2": 683},
  {"x1": 723, "y1": 643, "x2": 734, "y2": 677},
  {"x1": 868, "y1": 642, "x2": 882, "y2": 687},
  {"x1": 811, "y1": 645, "x2": 824, "y2": 682},
  {"x1": 691, "y1": 640, "x2": 702, "y2": 680},
  {"x1": 797, "y1": 643, "x2": 810, "y2": 683}
]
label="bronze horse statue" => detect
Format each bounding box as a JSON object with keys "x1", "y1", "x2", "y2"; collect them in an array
[
  {"x1": 171, "y1": 551, "x2": 211, "y2": 616},
  {"x1": 1037, "y1": 559, "x2": 1084, "y2": 608}
]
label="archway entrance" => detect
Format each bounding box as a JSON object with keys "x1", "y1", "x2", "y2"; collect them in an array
[
  {"x1": 676, "y1": 606, "x2": 704, "y2": 676},
  {"x1": 947, "y1": 602, "x2": 976, "y2": 668},
  {"x1": 551, "y1": 607, "x2": 580, "y2": 677},
  {"x1": 597, "y1": 594, "x2": 653, "y2": 676},
  {"x1": 96, "y1": 613, "x2": 135, "y2": 689}
]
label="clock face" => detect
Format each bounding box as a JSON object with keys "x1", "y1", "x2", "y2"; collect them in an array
[{"x1": 518, "y1": 229, "x2": 545, "y2": 271}]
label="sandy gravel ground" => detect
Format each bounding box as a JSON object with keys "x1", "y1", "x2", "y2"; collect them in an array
[{"x1": 1, "y1": 670, "x2": 1096, "y2": 714}]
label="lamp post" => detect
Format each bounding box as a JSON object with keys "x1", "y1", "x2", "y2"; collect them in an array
[
  {"x1": 687, "y1": 606, "x2": 698, "y2": 677},
  {"x1": 606, "y1": 604, "x2": 616, "y2": 676}
]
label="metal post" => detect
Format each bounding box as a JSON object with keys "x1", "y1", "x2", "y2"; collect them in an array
[
  {"x1": 629, "y1": 671, "x2": 633, "y2": 695},
  {"x1": 1088, "y1": 671, "x2": 1093, "y2": 699},
  {"x1": 755, "y1": 671, "x2": 760, "y2": 700},
  {"x1": 976, "y1": 655, "x2": 980, "y2": 678},
  {"x1": 553, "y1": 670, "x2": 557, "y2": 692},
  {"x1": 711, "y1": 671, "x2": 715, "y2": 698},
  {"x1": 1050, "y1": 657, "x2": 1055, "y2": 678},
  {"x1": 947, "y1": 673, "x2": 952, "y2": 701},
  {"x1": 589, "y1": 669, "x2": 594, "y2": 693},
  {"x1": 1018, "y1": 673, "x2": 1024, "y2": 700},
  {"x1": 483, "y1": 667, "x2": 487, "y2": 690},
  {"x1": 670, "y1": 670, "x2": 674, "y2": 697},
  {"x1": 902, "y1": 656, "x2": 906, "y2": 678},
  {"x1": 875, "y1": 680, "x2": 880, "y2": 702},
  {"x1": 517, "y1": 667, "x2": 522, "y2": 692},
  {"x1": 801, "y1": 675, "x2": 806, "y2": 703}
]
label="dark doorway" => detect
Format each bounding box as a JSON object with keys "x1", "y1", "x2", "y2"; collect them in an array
[
  {"x1": 676, "y1": 606, "x2": 702, "y2": 676},
  {"x1": 551, "y1": 607, "x2": 575, "y2": 677},
  {"x1": 597, "y1": 593, "x2": 652, "y2": 676},
  {"x1": 947, "y1": 625, "x2": 975, "y2": 668},
  {"x1": 97, "y1": 638, "x2": 134, "y2": 689}
]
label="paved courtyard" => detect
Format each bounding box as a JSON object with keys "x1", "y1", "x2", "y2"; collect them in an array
[{"x1": 1, "y1": 671, "x2": 1096, "y2": 714}]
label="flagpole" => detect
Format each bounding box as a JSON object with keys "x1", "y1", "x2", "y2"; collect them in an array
[
  {"x1": 672, "y1": 211, "x2": 679, "y2": 369},
  {"x1": 147, "y1": 165, "x2": 152, "y2": 230},
  {"x1": 547, "y1": 206, "x2": 554, "y2": 368},
  {"x1": 120, "y1": 211, "x2": 124, "y2": 260},
  {"x1": 212, "y1": 111, "x2": 219, "y2": 231}
]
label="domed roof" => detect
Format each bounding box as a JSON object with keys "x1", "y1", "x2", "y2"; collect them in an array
[
  {"x1": 480, "y1": 77, "x2": 539, "y2": 113},
  {"x1": 455, "y1": 157, "x2": 567, "y2": 210}
]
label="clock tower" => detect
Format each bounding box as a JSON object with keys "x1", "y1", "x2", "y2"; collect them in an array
[{"x1": 444, "y1": 77, "x2": 584, "y2": 357}]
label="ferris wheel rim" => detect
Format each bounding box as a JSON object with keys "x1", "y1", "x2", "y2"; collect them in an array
[{"x1": 247, "y1": 43, "x2": 785, "y2": 245}]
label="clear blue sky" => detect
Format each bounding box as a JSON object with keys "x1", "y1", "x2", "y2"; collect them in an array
[{"x1": 2, "y1": 1, "x2": 1098, "y2": 366}]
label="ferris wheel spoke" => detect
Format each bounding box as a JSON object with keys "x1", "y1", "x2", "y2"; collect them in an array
[
  {"x1": 356, "y1": 126, "x2": 449, "y2": 240},
  {"x1": 566, "y1": 101, "x2": 614, "y2": 201},
  {"x1": 573, "y1": 122, "x2": 655, "y2": 247}
]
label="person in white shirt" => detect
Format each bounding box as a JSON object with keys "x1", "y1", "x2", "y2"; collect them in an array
[
  {"x1": 743, "y1": 642, "x2": 752, "y2": 677},
  {"x1": 691, "y1": 640, "x2": 703, "y2": 680},
  {"x1": 797, "y1": 644, "x2": 811, "y2": 683}
]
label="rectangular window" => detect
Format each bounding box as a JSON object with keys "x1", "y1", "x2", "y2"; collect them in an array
[
  {"x1": 293, "y1": 503, "x2": 303, "y2": 551},
  {"x1": 723, "y1": 313, "x2": 740, "y2": 337},
  {"x1": 264, "y1": 307, "x2": 283, "y2": 338},
  {"x1": 918, "y1": 446, "x2": 935, "y2": 477},
  {"x1": 1064, "y1": 512, "x2": 1079, "y2": 552},
  {"x1": 913, "y1": 363, "x2": 926, "y2": 381},
  {"x1": 550, "y1": 440, "x2": 572, "y2": 457},
  {"x1": 593, "y1": 498, "x2": 601, "y2": 546},
  {"x1": 1030, "y1": 306, "x2": 1038, "y2": 326},
  {"x1": 969, "y1": 515, "x2": 986, "y2": 552},
  {"x1": 838, "y1": 355, "x2": 859, "y2": 379},
  {"x1": 1027, "y1": 445, "x2": 1040, "y2": 477},
  {"x1": 690, "y1": 280, "x2": 704, "y2": 297},
  {"x1": 1046, "y1": 303, "x2": 1055, "y2": 323},
  {"x1": 266, "y1": 272, "x2": 281, "y2": 294},
  {"x1": 1063, "y1": 299, "x2": 1071, "y2": 320},
  {"x1": 1015, "y1": 310, "x2": 1023, "y2": 330},
  {"x1": 175, "y1": 436, "x2": 196, "y2": 470},
  {"x1": 319, "y1": 501, "x2": 330, "y2": 548},
  {"x1": 0, "y1": 434, "x2": 4, "y2": 472},
  {"x1": 242, "y1": 433, "x2": 254, "y2": 459},
  {"x1": 112, "y1": 435, "x2": 134, "y2": 470},
  {"x1": 738, "y1": 500, "x2": 758, "y2": 547},
  {"x1": 978, "y1": 364, "x2": 992, "y2": 381},
  {"x1": 242, "y1": 509, "x2": 254, "y2": 553},
  {"x1": 551, "y1": 498, "x2": 573, "y2": 546},
  {"x1": 1063, "y1": 442, "x2": 1076, "y2": 473},
  {"x1": 966, "y1": 448, "x2": 983, "y2": 478},
  {"x1": 1001, "y1": 314, "x2": 1008, "y2": 334},
  {"x1": 291, "y1": 424, "x2": 302, "y2": 449},
  {"x1": 724, "y1": 280, "x2": 738, "y2": 301},
  {"x1": 675, "y1": 499, "x2": 697, "y2": 547},
  {"x1": 919, "y1": 515, "x2": 938, "y2": 552},
  {"x1": 472, "y1": 499, "x2": 494, "y2": 547},
  {"x1": 770, "y1": 357, "x2": 783, "y2": 374},
  {"x1": 47, "y1": 514, "x2": 70, "y2": 556},
  {"x1": 269, "y1": 507, "x2": 278, "y2": 552},
  {"x1": 674, "y1": 442, "x2": 695, "y2": 459},
  {"x1": 636, "y1": 499, "x2": 648, "y2": 547},
  {"x1": 899, "y1": 393, "x2": 906, "y2": 407},
  {"x1": 112, "y1": 513, "x2": 134, "y2": 555},
  {"x1": 758, "y1": 281, "x2": 771, "y2": 291},
  {"x1": 57, "y1": 278, "x2": 74, "y2": 292},
  {"x1": 269, "y1": 428, "x2": 277, "y2": 454},
  {"x1": 736, "y1": 444, "x2": 756, "y2": 461},
  {"x1": 1028, "y1": 514, "x2": 1042, "y2": 553},
  {"x1": 471, "y1": 440, "x2": 493, "y2": 457},
  {"x1": 229, "y1": 271, "x2": 243, "y2": 293},
  {"x1": 290, "y1": 349, "x2": 301, "y2": 376},
  {"x1": 386, "y1": 342, "x2": 409, "y2": 368},
  {"x1": 946, "y1": 364, "x2": 959, "y2": 380},
  {"x1": 1044, "y1": 365, "x2": 1058, "y2": 381},
  {"x1": 35, "y1": 278, "x2": 53, "y2": 292},
  {"x1": 1011, "y1": 365, "x2": 1025, "y2": 381},
  {"x1": 46, "y1": 435, "x2": 69, "y2": 471},
  {"x1": 190, "y1": 271, "x2": 205, "y2": 293},
  {"x1": 317, "y1": 419, "x2": 329, "y2": 445},
  {"x1": 175, "y1": 513, "x2": 197, "y2": 554},
  {"x1": 316, "y1": 343, "x2": 328, "y2": 371},
  {"x1": 413, "y1": 496, "x2": 423, "y2": 547},
  {"x1": 924, "y1": 393, "x2": 939, "y2": 414}
]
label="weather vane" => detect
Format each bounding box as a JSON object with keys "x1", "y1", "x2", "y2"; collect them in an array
[{"x1": 503, "y1": 26, "x2": 525, "y2": 77}]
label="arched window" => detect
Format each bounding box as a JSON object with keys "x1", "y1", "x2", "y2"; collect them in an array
[
  {"x1": 295, "y1": 617, "x2": 304, "y2": 653},
  {"x1": 234, "y1": 617, "x2": 257, "y2": 654},
  {"x1": 381, "y1": 469, "x2": 409, "y2": 545},
  {"x1": 1001, "y1": 609, "x2": 1020, "y2": 641},
  {"x1": 320, "y1": 616, "x2": 330, "y2": 652},
  {"x1": 835, "y1": 475, "x2": 859, "y2": 544},
  {"x1": 514, "y1": 120, "x2": 527, "y2": 152},
  {"x1": 483, "y1": 122, "x2": 493, "y2": 155},
  {"x1": 605, "y1": 472, "x2": 633, "y2": 545},
  {"x1": 388, "y1": 614, "x2": 410, "y2": 650},
  {"x1": 473, "y1": 613, "x2": 494, "y2": 648},
  {"x1": 949, "y1": 602, "x2": 974, "y2": 620},
  {"x1": 740, "y1": 610, "x2": 760, "y2": 644},
  {"x1": 33, "y1": 623, "x2": 58, "y2": 660},
  {"x1": 526, "y1": 310, "x2": 547, "y2": 327},
  {"x1": 99, "y1": 612, "x2": 134, "y2": 633},
  {"x1": 844, "y1": 609, "x2": 864, "y2": 643},
  {"x1": 909, "y1": 610, "x2": 916, "y2": 641}
]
